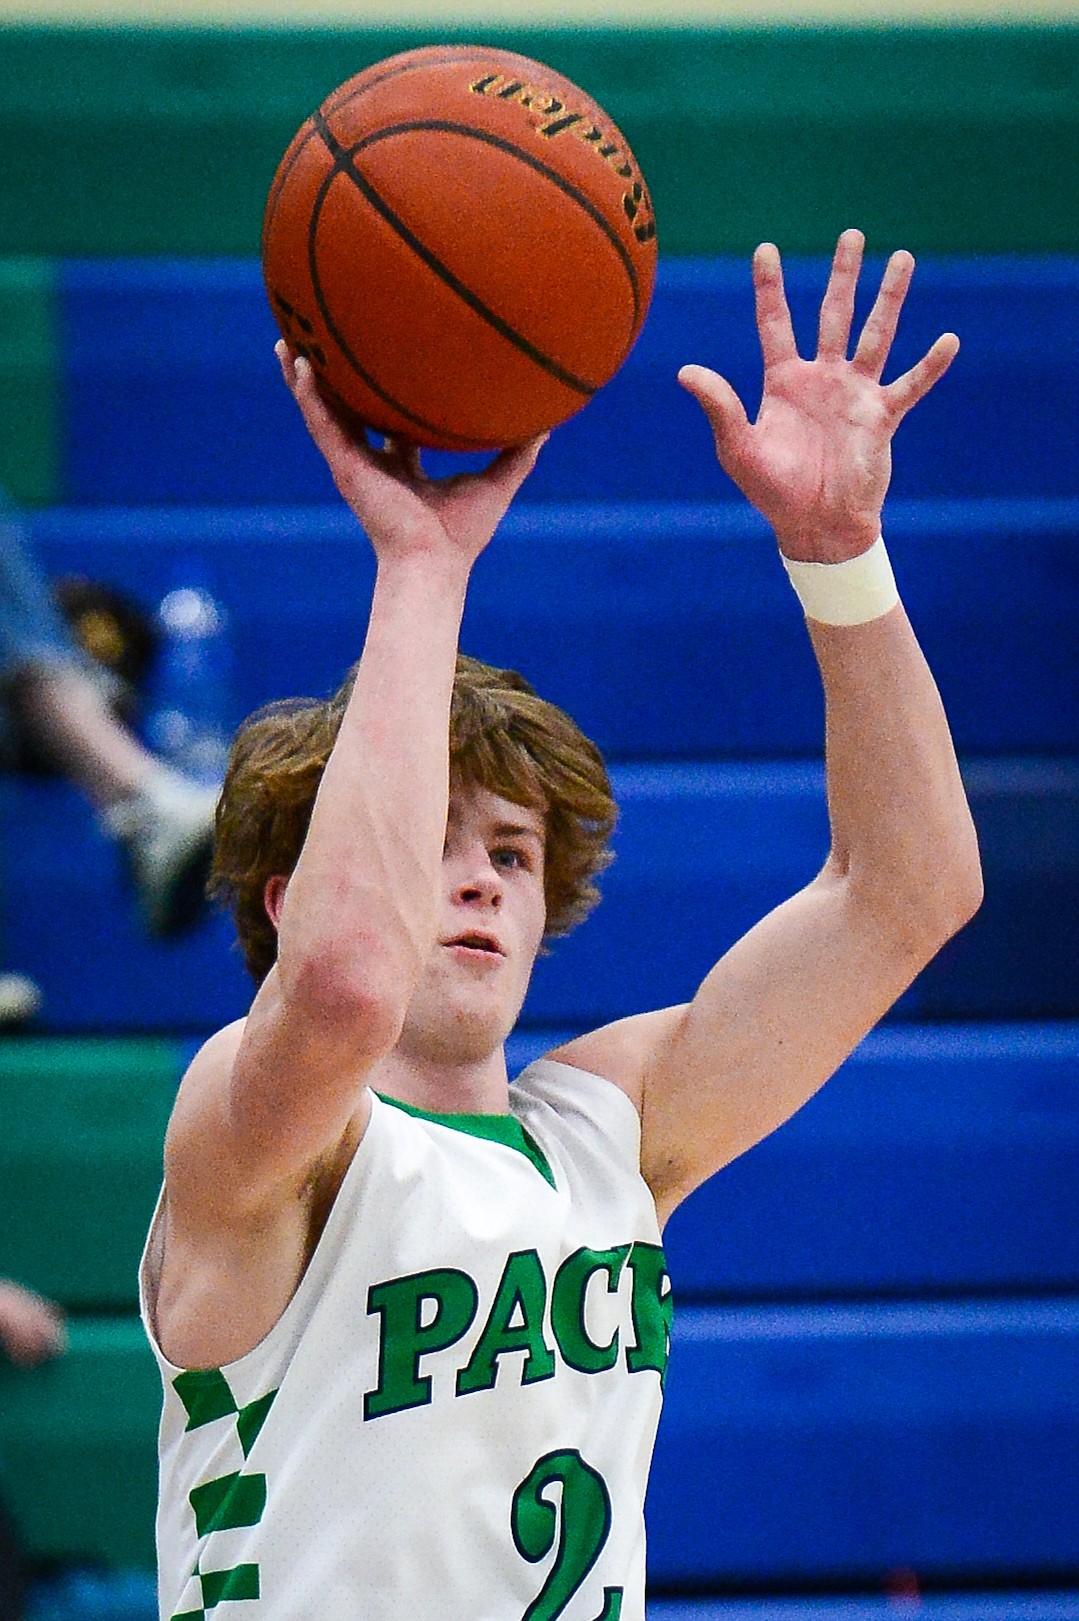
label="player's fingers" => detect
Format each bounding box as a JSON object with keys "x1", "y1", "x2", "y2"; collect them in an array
[
  {"x1": 403, "y1": 446, "x2": 425, "y2": 480},
  {"x1": 291, "y1": 357, "x2": 374, "y2": 467},
  {"x1": 381, "y1": 437, "x2": 425, "y2": 480},
  {"x1": 884, "y1": 331, "x2": 960, "y2": 416},
  {"x1": 753, "y1": 243, "x2": 799, "y2": 369},
  {"x1": 275, "y1": 339, "x2": 297, "y2": 391},
  {"x1": 484, "y1": 433, "x2": 550, "y2": 499},
  {"x1": 853, "y1": 250, "x2": 915, "y2": 380},
  {"x1": 816, "y1": 228, "x2": 864, "y2": 360},
  {"x1": 678, "y1": 365, "x2": 751, "y2": 464}
]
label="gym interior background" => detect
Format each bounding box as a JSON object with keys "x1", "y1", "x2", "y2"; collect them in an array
[{"x1": 0, "y1": 0, "x2": 1076, "y2": 1617}]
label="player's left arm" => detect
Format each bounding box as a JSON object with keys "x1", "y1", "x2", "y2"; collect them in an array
[{"x1": 556, "y1": 229, "x2": 983, "y2": 1226}]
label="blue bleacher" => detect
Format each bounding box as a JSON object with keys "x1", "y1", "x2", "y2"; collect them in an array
[
  {"x1": 27, "y1": 496, "x2": 1079, "y2": 757},
  {"x1": 58, "y1": 257, "x2": 1079, "y2": 507},
  {"x1": 20, "y1": 491, "x2": 1079, "y2": 1028},
  {"x1": 29, "y1": 1582, "x2": 1079, "y2": 1621},
  {"x1": 648, "y1": 1299, "x2": 1079, "y2": 1586},
  {"x1": 5, "y1": 758, "x2": 1077, "y2": 1030},
  {"x1": 650, "y1": 1600, "x2": 1079, "y2": 1620},
  {"x1": 8, "y1": 254, "x2": 1079, "y2": 1609},
  {"x1": 660, "y1": 1023, "x2": 1079, "y2": 1300},
  {"x1": 510, "y1": 1025, "x2": 1079, "y2": 1300}
]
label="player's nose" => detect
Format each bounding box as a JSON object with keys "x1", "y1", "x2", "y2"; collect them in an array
[{"x1": 453, "y1": 848, "x2": 504, "y2": 908}]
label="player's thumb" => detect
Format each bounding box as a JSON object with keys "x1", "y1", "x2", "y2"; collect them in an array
[{"x1": 678, "y1": 365, "x2": 749, "y2": 463}]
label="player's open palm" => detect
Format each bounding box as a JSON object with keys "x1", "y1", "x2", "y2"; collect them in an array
[
  {"x1": 680, "y1": 228, "x2": 959, "y2": 562},
  {"x1": 277, "y1": 342, "x2": 546, "y2": 569}
]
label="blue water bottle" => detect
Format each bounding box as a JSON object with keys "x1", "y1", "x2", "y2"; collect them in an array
[{"x1": 145, "y1": 567, "x2": 234, "y2": 785}]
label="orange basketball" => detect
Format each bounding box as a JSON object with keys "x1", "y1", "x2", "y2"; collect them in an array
[{"x1": 262, "y1": 45, "x2": 657, "y2": 451}]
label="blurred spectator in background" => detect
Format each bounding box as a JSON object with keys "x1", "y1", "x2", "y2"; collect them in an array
[
  {"x1": 0, "y1": 1279, "x2": 64, "y2": 1369},
  {"x1": 0, "y1": 489, "x2": 219, "y2": 1020},
  {"x1": 0, "y1": 1278, "x2": 66, "y2": 1621}
]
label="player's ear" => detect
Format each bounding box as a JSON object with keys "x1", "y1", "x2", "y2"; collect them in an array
[{"x1": 264, "y1": 875, "x2": 289, "y2": 930}]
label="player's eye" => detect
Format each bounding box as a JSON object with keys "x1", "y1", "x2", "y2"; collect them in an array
[{"x1": 492, "y1": 846, "x2": 527, "y2": 871}]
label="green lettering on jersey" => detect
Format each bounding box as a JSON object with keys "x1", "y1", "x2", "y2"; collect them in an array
[
  {"x1": 364, "y1": 1267, "x2": 479, "y2": 1420},
  {"x1": 456, "y1": 1248, "x2": 555, "y2": 1396},
  {"x1": 624, "y1": 1242, "x2": 673, "y2": 1386},
  {"x1": 551, "y1": 1246, "x2": 630, "y2": 1374}
]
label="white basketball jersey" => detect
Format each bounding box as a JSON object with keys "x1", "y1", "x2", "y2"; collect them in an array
[{"x1": 140, "y1": 1058, "x2": 672, "y2": 1621}]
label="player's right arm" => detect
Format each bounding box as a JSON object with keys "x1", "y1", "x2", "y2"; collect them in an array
[{"x1": 155, "y1": 352, "x2": 544, "y2": 1359}]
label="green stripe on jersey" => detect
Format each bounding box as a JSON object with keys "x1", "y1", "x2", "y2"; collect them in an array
[
  {"x1": 237, "y1": 1388, "x2": 278, "y2": 1456},
  {"x1": 190, "y1": 1471, "x2": 267, "y2": 1537},
  {"x1": 201, "y1": 1565, "x2": 260, "y2": 1608},
  {"x1": 173, "y1": 1369, "x2": 237, "y2": 1430},
  {"x1": 378, "y1": 1094, "x2": 556, "y2": 1188}
]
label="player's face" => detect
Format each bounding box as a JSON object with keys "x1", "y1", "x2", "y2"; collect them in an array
[{"x1": 396, "y1": 781, "x2": 548, "y2": 1065}]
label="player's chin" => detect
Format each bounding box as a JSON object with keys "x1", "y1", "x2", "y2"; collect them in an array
[
  {"x1": 424, "y1": 1009, "x2": 516, "y2": 1067},
  {"x1": 455, "y1": 981, "x2": 531, "y2": 1050}
]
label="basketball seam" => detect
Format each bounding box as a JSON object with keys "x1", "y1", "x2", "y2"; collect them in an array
[
  {"x1": 263, "y1": 50, "x2": 486, "y2": 247},
  {"x1": 306, "y1": 164, "x2": 504, "y2": 447},
  {"x1": 312, "y1": 111, "x2": 609, "y2": 400},
  {"x1": 358, "y1": 118, "x2": 642, "y2": 330}
]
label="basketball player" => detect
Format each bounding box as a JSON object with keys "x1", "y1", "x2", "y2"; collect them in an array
[{"x1": 140, "y1": 230, "x2": 982, "y2": 1621}]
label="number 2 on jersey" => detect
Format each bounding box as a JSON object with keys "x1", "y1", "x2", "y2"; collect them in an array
[{"x1": 511, "y1": 1450, "x2": 624, "y2": 1621}]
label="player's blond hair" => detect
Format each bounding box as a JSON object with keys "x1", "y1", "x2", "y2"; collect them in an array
[{"x1": 209, "y1": 654, "x2": 617, "y2": 985}]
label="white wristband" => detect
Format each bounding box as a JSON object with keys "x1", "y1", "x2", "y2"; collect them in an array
[{"x1": 781, "y1": 535, "x2": 900, "y2": 626}]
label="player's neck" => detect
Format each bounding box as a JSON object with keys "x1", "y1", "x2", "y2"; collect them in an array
[{"x1": 370, "y1": 1041, "x2": 511, "y2": 1118}]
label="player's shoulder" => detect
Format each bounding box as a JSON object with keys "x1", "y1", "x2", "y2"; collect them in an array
[
  {"x1": 164, "y1": 1017, "x2": 251, "y2": 1173},
  {"x1": 541, "y1": 1006, "x2": 686, "y2": 1118},
  {"x1": 177, "y1": 1016, "x2": 248, "y2": 1098}
]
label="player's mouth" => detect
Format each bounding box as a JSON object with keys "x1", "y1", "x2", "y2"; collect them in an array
[{"x1": 442, "y1": 931, "x2": 505, "y2": 960}]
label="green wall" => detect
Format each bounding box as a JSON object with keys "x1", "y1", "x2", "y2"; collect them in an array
[
  {"x1": 0, "y1": 1320, "x2": 159, "y2": 1564},
  {"x1": 0, "y1": 1037, "x2": 180, "y2": 1562},
  {"x1": 1, "y1": 24, "x2": 1077, "y2": 257},
  {"x1": 0, "y1": 1037, "x2": 179, "y2": 1307},
  {"x1": 0, "y1": 258, "x2": 59, "y2": 505}
]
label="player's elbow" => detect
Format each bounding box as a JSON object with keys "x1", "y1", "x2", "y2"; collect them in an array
[
  {"x1": 276, "y1": 944, "x2": 410, "y2": 1054},
  {"x1": 944, "y1": 844, "x2": 985, "y2": 934},
  {"x1": 855, "y1": 834, "x2": 983, "y2": 965},
  {"x1": 921, "y1": 815, "x2": 984, "y2": 944}
]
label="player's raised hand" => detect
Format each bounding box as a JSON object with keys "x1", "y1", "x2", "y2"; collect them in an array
[
  {"x1": 678, "y1": 229, "x2": 959, "y2": 562},
  {"x1": 276, "y1": 343, "x2": 546, "y2": 569}
]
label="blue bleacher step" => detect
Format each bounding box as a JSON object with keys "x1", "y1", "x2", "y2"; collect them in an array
[
  {"x1": 647, "y1": 1298, "x2": 1079, "y2": 1586},
  {"x1": 58, "y1": 256, "x2": 1079, "y2": 506},
  {"x1": 2, "y1": 757, "x2": 1075, "y2": 1032},
  {"x1": 649, "y1": 1598, "x2": 1079, "y2": 1621},
  {"x1": 656, "y1": 1022, "x2": 1079, "y2": 1300},
  {"x1": 543, "y1": 756, "x2": 1078, "y2": 1025},
  {"x1": 25, "y1": 1585, "x2": 1079, "y2": 1621},
  {"x1": 511, "y1": 1023, "x2": 1079, "y2": 1300},
  {"x1": 28, "y1": 496, "x2": 1079, "y2": 757}
]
